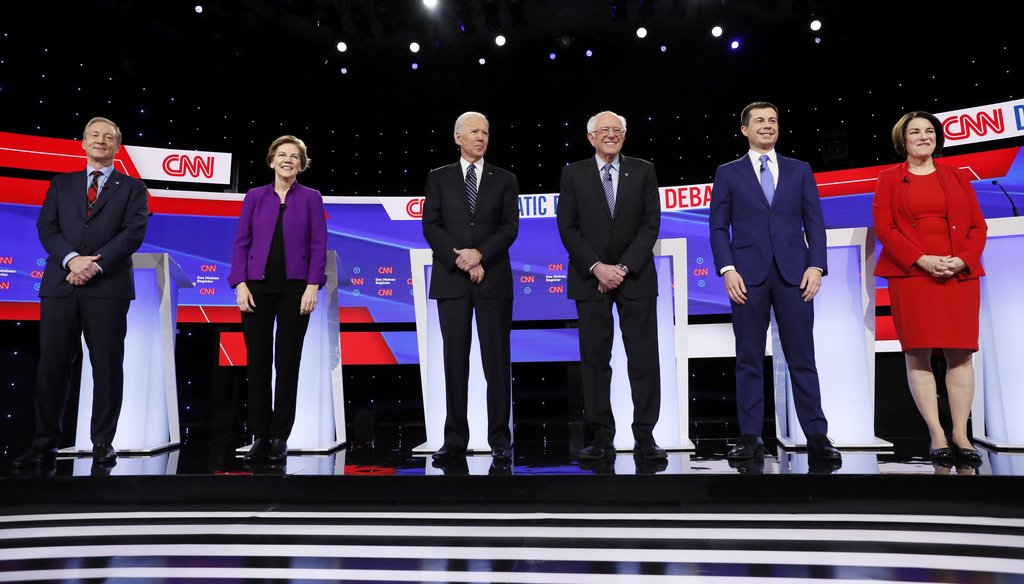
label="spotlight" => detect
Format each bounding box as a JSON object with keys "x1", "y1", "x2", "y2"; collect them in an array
[
  {"x1": 336, "y1": 41, "x2": 348, "y2": 53},
  {"x1": 730, "y1": 40, "x2": 740, "y2": 50},
  {"x1": 660, "y1": 45, "x2": 667, "y2": 53},
  {"x1": 340, "y1": 67, "x2": 348, "y2": 75},
  {"x1": 549, "y1": 52, "x2": 556, "y2": 60},
  {"x1": 478, "y1": 57, "x2": 486, "y2": 65},
  {"x1": 409, "y1": 42, "x2": 421, "y2": 53},
  {"x1": 810, "y1": 19, "x2": 822, "y2": 31},
  {"x1": 711, "y1": 26, "x2": 723, "y2": 38},
  {"x1": 194, "y1": 4, "x2": 203, "y2": 13},
  {"x1": 636, "y1": 27, "x2": 648, "y2": 39},
  {"x1": 585, "y1": 49, "x2": 593, "y2": 57},
  {"x1": 411, "y1": 62, "x2": 419, "y2": 70},
  {"x1": 422, "y1": 0, "x2": 438, "y2": 8},
  {"x1": 495, "y1": 34, "x2": 507, "y2": 46},
  {"x1": 814, "y1": 37, "x2": 821, "y2": 44}
]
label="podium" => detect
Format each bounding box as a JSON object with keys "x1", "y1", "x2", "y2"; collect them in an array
[
  {"x1": 771, "y1": 228, "x2": 891, "y2": 450},
  {"x1": 975, "y1": 216, "x2": 1024, "y2": 450},
  {"x1": 410, "y1": 238, "x2": 693, "y2": 454},
  {"x1": 236, "y1": 251, "x2": 347, "y2": 455},
  {"x1": 65, "y1": 253, "x2": 192, "y2": 455}
]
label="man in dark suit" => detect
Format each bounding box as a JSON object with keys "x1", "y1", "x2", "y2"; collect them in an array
[
  {"x1": 422, "y1": 111, "x2": 520, "y2": 463},
  {"x1": 557, "y1": 111, "x2": 667, "y2": 461},
  {"x1": 13, "y1": 117, "x2": 149, "y2": 469},
  {"x1": 709, "y1": 102, "x2": 841, "y2": 463}
]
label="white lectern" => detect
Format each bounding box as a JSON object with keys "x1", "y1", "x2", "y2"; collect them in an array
[
  {"x1": 771, "y1": 228, "x2": 892, "y2": 450},
  {"x1": 975, "y1": 216, "x2": 1024, "y2": 450},
  {"x1": 66, "y1": 253, "x2": 192, "y2": 455}
]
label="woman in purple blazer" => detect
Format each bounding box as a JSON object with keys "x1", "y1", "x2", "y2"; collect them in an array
[{"x1": 228, "y1": 135, "x2": 327, "y2": 464}]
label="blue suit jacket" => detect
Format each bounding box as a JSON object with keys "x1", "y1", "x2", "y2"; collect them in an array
[
  {"x1": 36, "y1": 169, "x2": 149, "y2": 299},
  {"x1": 709, "y1": 154, "x2": 827, "y2": 286}
]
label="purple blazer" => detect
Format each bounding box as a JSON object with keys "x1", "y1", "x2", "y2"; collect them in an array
[{"x1": 228, "y1": 182, "x2": 328, "y2": 288}]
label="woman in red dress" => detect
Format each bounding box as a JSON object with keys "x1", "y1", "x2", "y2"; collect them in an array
[{"x1": 872, "y1": 111, "x2": 987, "y2": 466}]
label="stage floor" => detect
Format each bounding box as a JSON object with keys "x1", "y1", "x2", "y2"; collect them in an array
[{"x1": 2, "y1": 432, "x2": 1023, "y2": 582}]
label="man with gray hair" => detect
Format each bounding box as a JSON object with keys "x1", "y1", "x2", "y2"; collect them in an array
[
  {"x1": 422, "y1": 111, "x2": 520, "y2": 464},
  {"x1": 557, "y1": 110, "x2": 666, "y2": 461},
  {"x1": 13, "y1": 116, "x2": 149, "y2": 470}
]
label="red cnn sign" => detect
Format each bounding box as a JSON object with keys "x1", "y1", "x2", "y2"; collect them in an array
[
  {"x1": 162, "y1": 154, "x2": 216, "y2": 179},
  {"x1": 406, "y1": 198, "x2": 425, "y2": 218},
  {"x1": 942, "y1": 109, "x2": 1004, "y2": 141}
]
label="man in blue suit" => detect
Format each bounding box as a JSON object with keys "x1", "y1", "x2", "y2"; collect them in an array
[
  {"x1": 709, "y1": 102, "x2": 841, "y2": 463},
  {"x1": 13, "y1": 117, "x2": 149, "y2": 469}
]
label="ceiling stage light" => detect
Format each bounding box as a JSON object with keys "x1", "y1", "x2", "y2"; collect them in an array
[
  {"x1": 810, "y1": 19, "x2": 822, "y2": 31},
  {"x1": 409, "y1": 42, "x2": 421, "y2": 53},
  {"x1": 495, "y1": 34, "x2": 507, "y2": 46},
  {"x1": 636, "y1": 27, "x2": 648, "y2": 39},
  {"x1": 336, "y1": 41, "x2": 348, "y2": 53},
  {"x1": 711, "y1": 26, "x2": 723, "y2": 38}
]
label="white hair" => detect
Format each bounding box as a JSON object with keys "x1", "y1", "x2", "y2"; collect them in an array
[
  {"x1": 454, "y1": 111, "x2": 488, "y2": 135},
  {"x1": 586, "y1": 111, "x2": 627, "y2": 133}
]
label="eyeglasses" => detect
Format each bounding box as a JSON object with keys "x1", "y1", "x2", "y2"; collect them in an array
[{"x1": 591, "y1": 127, "x2": 625, "y2": 136}]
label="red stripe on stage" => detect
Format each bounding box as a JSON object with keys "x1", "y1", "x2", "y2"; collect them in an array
[
  {"x1": 149, "y1": 197, "x2": 243, "y2": 217},
  {"x1": 218, "y1": 332, "x2": 246, "y2": 366},
  {"x1": 876, "y1": 315, "x2": 898, "y2": 341},
  {"x1": 219, "y1": 330, "x2": 398, "y2": 366},
  {"x1": 340, "y1": 307, "x2": 376, "y2": 323},
  {"x1": 0, "y1": 302, "x2": 40, "y2": 320},
  {"x1": 0, "y1": 176, "x2": 49, "y2": 205},
  {"x1": 814, "y1": 146, "x2": 1019, "y2": 198},
  {"x1": 341, "y1": 332, "x2": 398, "y2": 365}
]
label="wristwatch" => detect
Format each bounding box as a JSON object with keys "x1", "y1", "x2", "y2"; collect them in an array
[{"x1": 616, "y1": 263, "x2": 629, "y2": 275}]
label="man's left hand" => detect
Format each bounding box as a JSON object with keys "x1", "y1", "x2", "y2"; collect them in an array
[
  {"x1": 454, "y1": 248, "x2": 483, "y2": 271},
  {"x1": 800, "y1": 268, "x2": 822, "y2": 302}
]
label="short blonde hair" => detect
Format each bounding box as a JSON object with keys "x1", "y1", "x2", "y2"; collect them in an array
[{"x1": 266, "y1": 135, "x2": 311, "y2": 171}]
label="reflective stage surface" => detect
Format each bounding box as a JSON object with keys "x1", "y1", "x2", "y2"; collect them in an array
[{"x1": 2, "y1": 431, "x2": 1023, "y2": 583}]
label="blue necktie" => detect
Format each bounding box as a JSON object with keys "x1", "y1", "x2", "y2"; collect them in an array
[
  {"x1": 602, "y1": 163, "x2": 615, "y2": 216},
  {"x1": 466, "y1": 163, "x2": 478, "y2": 214},
  {"x1": 759, "y1": 154, "x2": 775, "y2": 205}
]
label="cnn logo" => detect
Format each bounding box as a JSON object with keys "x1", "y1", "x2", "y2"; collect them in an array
[{"x1": 162, "y1": 154, "x2": 215, "y2": 179}]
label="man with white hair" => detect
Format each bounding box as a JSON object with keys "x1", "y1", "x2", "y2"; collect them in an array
[
  {"x1": 557, "y1": 111, "x2": 666, "y2": 461},
  {"x1": 422, "y1": 112, "x2": 520, "y2": 464}
]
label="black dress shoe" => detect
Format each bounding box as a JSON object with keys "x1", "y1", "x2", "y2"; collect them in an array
[
  {"x1": 92, "y1": 443, "x2": 117, "y2": 465},
  {"x1": 431, "y1": 445, "x2": 466, "y2": 461},
  {"x1": 12, "y1": 445, "x2": 57, "y2": 469},
  {"x1": 729, "y1": 457, "x2": 765, "y2": 475},
  {"x1": 727, "y1": 435, "x2": 765, "y2": 460},
  {"x1": 266, "y1": 439, "x2": 288, "y2": 463},
  {"x1": 577, "y1": 443, "x2": 614, "y2": 460},
  {"x1": 952, "y1": 443, "x2": 982, "y2": 467},
  {"x1": 633, "y1": 441, "x2": 668, "y2": 460},
  {"x1": 807, "y1": 435, "x2": 842, "y2": 461},
  {"x1": 491, "y1": 446, "x2": 513, "y2": 462},
  {"x1": 243, "y1": 438, "x2": 269, "y2": 463},
  {"x1": 928, "y1": 447, "x2": 954, "y2": 464}
]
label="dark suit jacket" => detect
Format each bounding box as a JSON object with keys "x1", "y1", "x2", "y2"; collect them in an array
[
  {"x1": 556, "y1": 155, "x2": 661, "y2": 301},
  {"x1": 872, "y1": 161, "x2": 986, "y2": 279},
  {"x1": 709, "y1": 154, "x2": 827, "y2": 286},
  {"x1": 422, "y1": 161, "x2": 519, "y2": 299},
  {"x1": 36, "y1": 169, "x2": 150, "y2": 298}
]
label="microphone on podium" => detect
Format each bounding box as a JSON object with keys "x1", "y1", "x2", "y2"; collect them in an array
[{"x1": 992, "y1": 180, "x2": 1020, "y2": 217}]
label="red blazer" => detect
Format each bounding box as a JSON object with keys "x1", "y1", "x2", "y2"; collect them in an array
[{"x1": 872, "y1": 161, "x2": 986, "y2": 279}]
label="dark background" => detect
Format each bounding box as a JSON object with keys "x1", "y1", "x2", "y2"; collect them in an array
[{"x1": 1, "y1": 0, "x2": 1018, "y2": 452}]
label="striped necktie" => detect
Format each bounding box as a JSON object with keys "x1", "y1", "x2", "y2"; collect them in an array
[
  {"x1": 466, "y1": 163, "x2": 478, "y2": 214},
  {"x1": 87, "y1": 170, "x2": 102, "y2": 216}
]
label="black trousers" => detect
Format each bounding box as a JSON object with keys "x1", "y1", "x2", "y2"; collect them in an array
[
  {"x1": 241, "y1": 280, "x2": 311, "y2": 440},
  {"x1": 34, "y1": 291, "x2": 131, "y2": 448},
  {"x1": 436, "y1": 288, "x2": 513, "y2": 451},
  {"x1": 575, "y1": 294, "x2": 661, "y2": 446}
]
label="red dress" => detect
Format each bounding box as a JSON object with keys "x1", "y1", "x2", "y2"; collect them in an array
[{"x1": 887, "y1": 172, "x2": 980, "y2": 350}]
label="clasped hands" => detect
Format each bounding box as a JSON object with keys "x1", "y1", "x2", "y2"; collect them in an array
[
  {"x1": 454, "y1": 247, "x2": 485, "y2": 284},
  {"x1": 65, "y1": 254, "x2": 101, "y2": 286},
  {"x1": 594, "y1": 263, "x2": 627, "y2": 294},
  {"x1": 915, "y1": 255, "x2": 965, "y2": 279}
]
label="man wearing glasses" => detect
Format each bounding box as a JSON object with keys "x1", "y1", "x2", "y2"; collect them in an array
[{"x1": 557, "y1": 111, "x2": 666, "y2": 462}]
